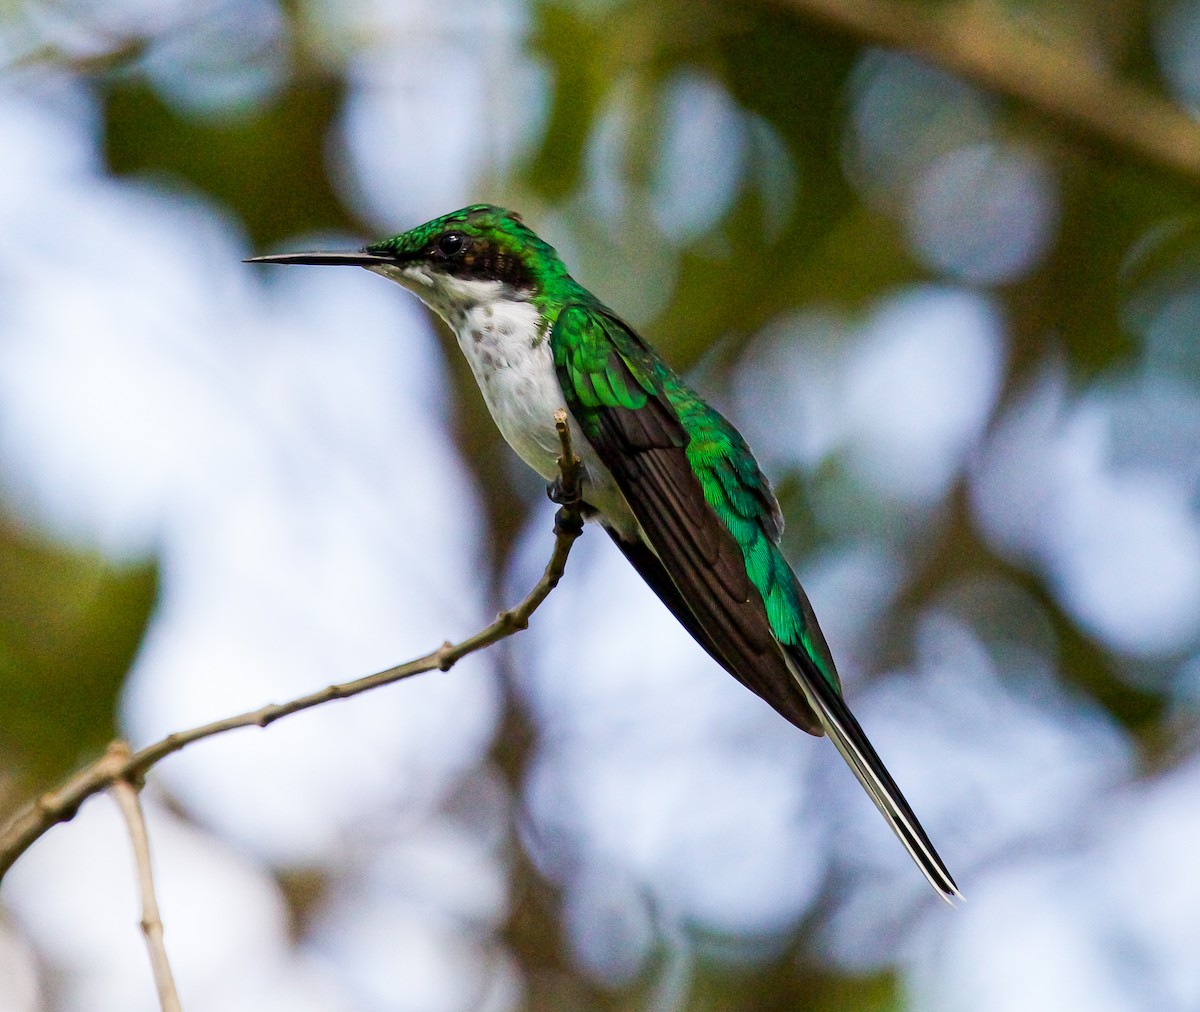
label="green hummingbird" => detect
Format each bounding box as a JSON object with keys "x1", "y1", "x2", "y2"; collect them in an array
[{"x1": 248, "y1": 204, "x2": 959, "y2": 901}]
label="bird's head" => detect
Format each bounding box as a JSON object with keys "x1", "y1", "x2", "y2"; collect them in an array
[{"x1": 247, "y1": 205, "x2": 569, "y2": 322}]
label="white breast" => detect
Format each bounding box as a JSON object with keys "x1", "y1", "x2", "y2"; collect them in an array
[
  {"x1": 370, "y1": 266, "x2": 640, "y2": 538},
  {"x1": 456, "y1": 297, "x2": 567, "y2": 481}
]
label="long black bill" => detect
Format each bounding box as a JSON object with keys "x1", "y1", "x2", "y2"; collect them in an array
[{"x1": 243, "y1": 251, "x2": 396, "y2": 266}]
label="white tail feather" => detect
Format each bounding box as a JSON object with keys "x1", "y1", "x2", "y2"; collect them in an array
[{"x1": 784, "y1": 653, "x2": 962, "y2": 903}]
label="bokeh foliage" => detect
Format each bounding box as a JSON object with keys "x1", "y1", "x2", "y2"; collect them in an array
[
  {"x1": 3, "y1": 0, "x2": 1200, "y2": 1008},
  {"x1": 0, "y1": 526, "x2": 155, "y2": 787}
]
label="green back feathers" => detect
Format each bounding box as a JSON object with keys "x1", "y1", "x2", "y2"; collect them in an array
[
  {"x1": 551, "y1": 304, "x2": 840, "y2": 692},
  {"x1": 669, "y1": 384, "x2": 837, "y2": 687},
  {"x1": 551, "y1": 306, "x2": 655, "y2": 416}
]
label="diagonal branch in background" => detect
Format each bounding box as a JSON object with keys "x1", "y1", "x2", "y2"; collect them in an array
[
  {"x1": 770, "y1": 0, "x2": 1200, "y2": 187},
  {"x1": 0, "y1": 411, "x2": 584, "y2": 887}
]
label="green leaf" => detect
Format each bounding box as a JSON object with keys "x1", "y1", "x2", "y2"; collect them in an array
[{"x1": 0, "y1": 525, "x2": 157, "y2": 795}]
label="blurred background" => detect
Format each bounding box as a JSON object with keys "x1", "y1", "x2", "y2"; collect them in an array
[{"x1": 2, "y1": 0, "x2": 1199, "y2": 1009}]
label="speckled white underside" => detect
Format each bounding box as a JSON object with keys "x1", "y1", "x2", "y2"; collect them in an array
[{"x1": 367, "y1": 263, "x2": 640, "y2": 540}]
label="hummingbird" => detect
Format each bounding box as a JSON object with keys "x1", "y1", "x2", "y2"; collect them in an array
[{"x1": 247, "y1": 204, "x2": 959, "y2": 901}]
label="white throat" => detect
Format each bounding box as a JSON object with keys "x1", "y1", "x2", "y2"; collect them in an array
[
  {"x1": 370, "y1": 264, "x2": 562, "y2": 474},
  {"x1": 368, "y1": 265, "x2": 515, "y2": 329}
]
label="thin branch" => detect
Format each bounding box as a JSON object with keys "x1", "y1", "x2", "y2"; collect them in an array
[
  {"x1": 0, "y1": 412, "x2": 584, "y2": 886},
  {"x1": 770, "y1": 0, "x2": 1200, "y2": 186},
  {"x1": 109, "y1": 744, "x2": 183, "y2": 1012}
]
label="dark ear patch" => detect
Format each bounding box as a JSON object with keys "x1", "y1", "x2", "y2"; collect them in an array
[{"x1": 444, "y1": 239, "x2": 535, "y2": 292}]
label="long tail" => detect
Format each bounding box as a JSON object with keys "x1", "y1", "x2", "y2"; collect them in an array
[{"x1": 784, "y1": 646, "x2": 961, "y2": 902}]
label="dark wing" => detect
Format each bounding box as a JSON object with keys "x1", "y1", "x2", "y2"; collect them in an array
[
  {"x1": 553, "y1": 303, "x2": 822, "y2": 734},
  {"x1": 602, "y1": 526, "x2": 774, "y2": 687}
]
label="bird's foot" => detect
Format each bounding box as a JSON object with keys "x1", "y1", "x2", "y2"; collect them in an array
[
  {"x1": 547, "y1": 478, "x2": 584, "y2": 537},
  {"x1": 553, "y1": 508, "x2": 584, "y2": 538},
  {"x1": 546, "y1": 477, "x2": 578, "y2": 508}
]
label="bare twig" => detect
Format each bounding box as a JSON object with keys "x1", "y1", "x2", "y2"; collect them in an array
[
  {"x1": 0, "y1": 413, "x2": 583, "y2": 886},
  {"x1": 109, "y1": 743, "x2": 183, "y2": 1012},
  {"x1": 770, "y1": 0, "x2": 1200, "y2": 186}
]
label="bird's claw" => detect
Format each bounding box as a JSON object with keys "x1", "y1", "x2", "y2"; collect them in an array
[
  {"x1": 547, "y1": 476, "x2": 584, "y2": 536},
  {"x1": 546, "y1": 477, "x2": 573, "y2": 506}
]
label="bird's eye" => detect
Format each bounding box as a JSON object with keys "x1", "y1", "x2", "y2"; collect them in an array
[{"x1": 438, "y1": 232, "x2": 466, "y2": 256}]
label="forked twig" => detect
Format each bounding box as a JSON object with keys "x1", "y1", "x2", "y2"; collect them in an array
[
  {"x1": 110, "y1": 742, "x2": 183, "y2": 1012},
  {"x1": 0, "y1": 412, "x2": 583, "y2": 885}
]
